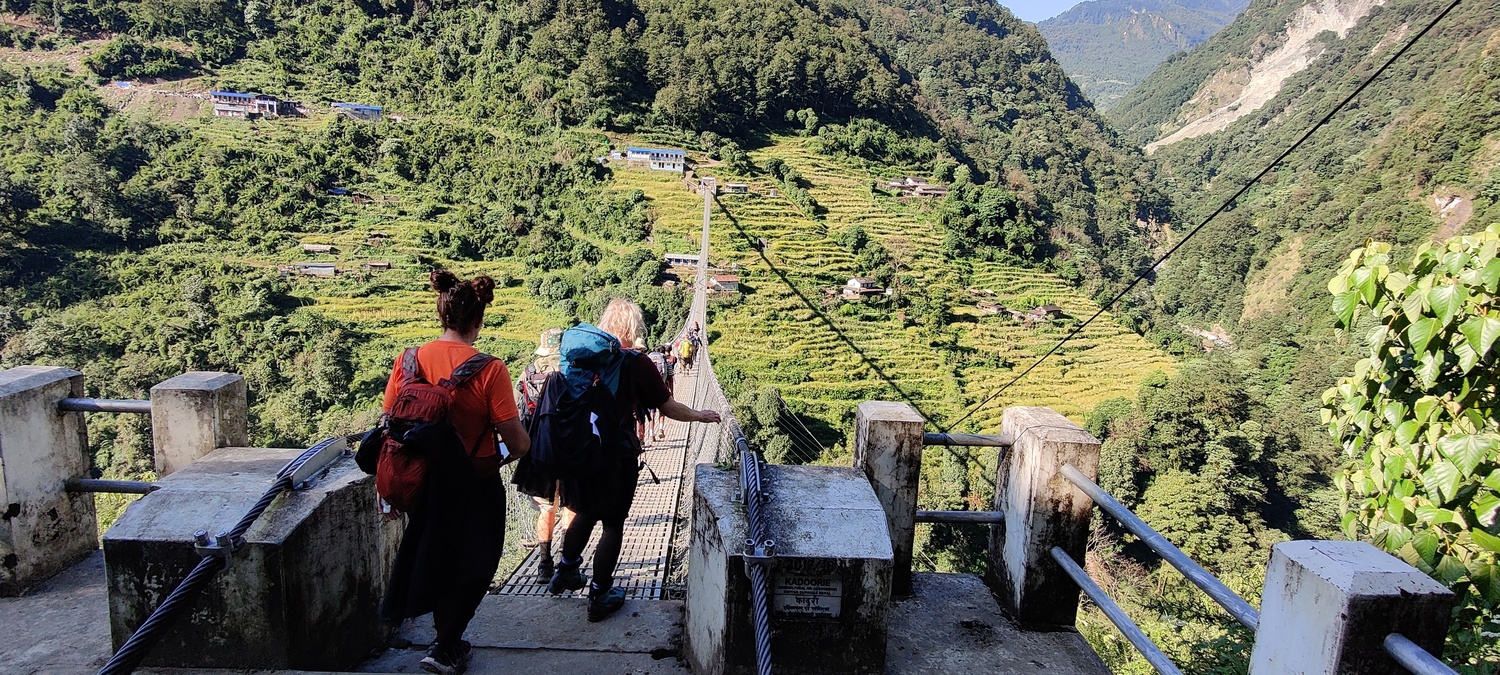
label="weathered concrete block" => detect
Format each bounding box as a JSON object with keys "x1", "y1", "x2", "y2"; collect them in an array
[
  {"x1": 150, "y1": 372, "x2": 247, "y2": 476},
  {"x1": 104, "y1": 446, "x2": 400, "y2": 670},
  {"x1": 0, "y1": 366, "x2": 96, "y2": 596},
  {"x1": 1249, "y1": 540, "x2": 1454, "y2": 675},
  {"x1": 987, "y1": 406, "x2": 1099, "y2": 626},
  {"x1": 853, "y1": 401, "x2": 925, "y2": 597},
  {"x1": 686, "y1": 464, "x2": 893, "y2": 675}
]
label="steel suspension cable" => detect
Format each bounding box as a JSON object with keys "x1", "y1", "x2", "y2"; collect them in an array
[
  {"x1": 941, "y1": 0, "x2": 1464, "y2": 433},
  {"x1": 99, "y1": 476, "x2": 293, "y2": 675}
]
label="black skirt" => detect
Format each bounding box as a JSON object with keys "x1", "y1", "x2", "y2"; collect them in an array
[{"x1": 381, "y1": 424, "x2": 507, "y2": 623}]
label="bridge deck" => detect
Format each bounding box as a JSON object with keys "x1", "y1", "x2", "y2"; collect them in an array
[{"x1": 496, "y1": 362, "x2": 699, "y2": 600}]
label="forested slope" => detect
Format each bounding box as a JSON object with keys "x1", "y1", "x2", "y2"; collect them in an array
[{"x1": 1082, "y1": 0, "x2": 1500, "y2": 669}]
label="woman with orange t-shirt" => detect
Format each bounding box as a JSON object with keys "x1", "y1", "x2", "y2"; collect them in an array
[{"x1": 379, "y1": 271, "x2": 529, "y2": 675}]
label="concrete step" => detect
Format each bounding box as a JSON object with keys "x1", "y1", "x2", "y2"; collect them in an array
[{"x1": 358, "y1": 594, "x2": 687, "y2": 673}]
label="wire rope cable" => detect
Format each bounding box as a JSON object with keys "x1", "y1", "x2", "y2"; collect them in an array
[{"x1": 941, "y1": 0, "x2": 1464, "y2": 433}]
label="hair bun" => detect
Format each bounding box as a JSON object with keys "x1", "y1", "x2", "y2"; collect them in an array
[
  {"x1": 471, "y1": 275, "x2": 496, "y2": 304},
  {"x1": 430, "y1": 270, "x2": 460, "y2": 293}
]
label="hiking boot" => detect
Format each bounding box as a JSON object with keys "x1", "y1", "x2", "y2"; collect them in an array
[
  {"x1": 547, "y1": 561, "x2": 587, "y2": 595},
  {"x1": 535, "y1": 555, "x2": 555, "y2": 584},
  {"x1": 588, "y1": 585, "x2": 627, "y2": 622},
  {"x1": 420, "y1": 640, "x2": 471, "y2": 675}
]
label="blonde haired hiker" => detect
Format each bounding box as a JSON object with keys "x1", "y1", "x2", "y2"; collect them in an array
[{"x1": 535, "y1": 299, "x2": 720, "y2": 621}]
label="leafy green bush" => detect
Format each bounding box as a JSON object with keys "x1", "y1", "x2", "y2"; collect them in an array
[
  {"x1": 1323, "y1": 226, "x2": 1500, "y2": 667},
  {"x1": 83, "y1": 36, "x2": 196, "y2": 82}
]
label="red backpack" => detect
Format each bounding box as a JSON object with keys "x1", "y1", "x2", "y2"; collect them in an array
[{"x1": 376, "y1": 347, "x2": 496, "y2": 517}]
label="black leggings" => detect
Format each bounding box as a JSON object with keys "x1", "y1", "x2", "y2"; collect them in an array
[{"x1": 561, "y1": 511, "x2": 627, "y2": 591}]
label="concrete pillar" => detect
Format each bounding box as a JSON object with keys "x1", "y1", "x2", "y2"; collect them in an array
[
  {"x1": 1249, "y1": 540, "x2": 1454, "y2": 674},
  {"x1": 987, "y1": 406, "x2": 1099, "y2": 626},
  {"x1": 686, "y1": 464, "x2": 893, "y2": 675},
  {"x1": 853, "y1": 401, "x2": 924, "y2": 596},
  {"x1": 0, "y1": 366, "x2": 97, "y2": 596},
  {"x1": 150, "y1": 372, "x2": 247, "y2": 476},
  {"x1": 106, "y1": 447, "x2": 400, "y2": 670}
]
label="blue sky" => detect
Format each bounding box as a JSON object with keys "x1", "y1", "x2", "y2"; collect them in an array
[{"x1": 997, "y1": 0, "x2": 1084, "y2": 22}]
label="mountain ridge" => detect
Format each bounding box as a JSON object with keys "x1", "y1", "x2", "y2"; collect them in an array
[{"x1": 1037, "y1": 0, "x2": 1248, "y2": 109}]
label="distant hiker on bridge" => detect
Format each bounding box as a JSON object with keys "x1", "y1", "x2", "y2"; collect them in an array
[
  {"x1": 515, "y1": 327, "x2": 572, "y2": 584},
  {"x1": 526, "y1": 299, "x2": 719, "y2": 622},
  {"x1": 377, "y1": 271, "x2": 531, "y2": 675}
]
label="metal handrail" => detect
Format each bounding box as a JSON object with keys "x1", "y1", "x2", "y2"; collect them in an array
[
  {"x1": 1385, "y1": 634, "x2": 1457, "y2": 675},
  {"x1": 1060, "y1": 464, "x2": 1260, "y2": 630},
  {"x1": 59, "y1": 398, "x2": 151, "y2": 414},
  {"x1": 1051, "y1": 547, "x2": 1183, "y2": 675},
  {"x1": 923, "y1": 432, "x2": 1012, "y2": 447},
  {"x1": 915, "y1": 510, "x2": 1004, "y2": 524},
  {"x1": 65, "y1": 478, "x2": 158, "y2": 495}
]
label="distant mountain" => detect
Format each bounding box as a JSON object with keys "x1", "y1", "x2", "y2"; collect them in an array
[{"x1": 1038, "y1": 0, "x2": 1248, "y2": 109}]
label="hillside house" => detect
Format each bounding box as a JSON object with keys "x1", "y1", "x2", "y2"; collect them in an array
[
  {"x1": 332, "y1": 103, "x2": 382, "y2": 122},
  {"x1": 301, "y1": 243, "x2": 335, "y2": 254},
  {"x1": 725, "y1": 183, "x2": 749, "y2": 194},
  {"x1": 710, "y1": 275, "x2": 740, "y2": 292},
  {"x1": 290, "y1": 262, "x2": 337, "y2": 278},
  {"x1": 976, "y1": 301, "x2": 1005, "y2": 315},
  {"x1": 211, "y1": 91, "x2": 279, "y2": 118},
  {"x1": 367, "y1": 232, "x2": 390, "y2": 246},
  {"x1": 364, "y1": 261, "x2": 392, "y2": 271},
  {"x1": 885, "y1": 176, "x2": 949, "y2": 198},
  {"x1": 842, "y1": 277, "x2": 887, "y2": 300},
  {"x1": 1027, "y1": 304, "x2": 1065, "y2": 321},
  {"x1": 627, "y1": 147, "x2": 686, "y2": 173},
  {"x1": 664, "y1": 253, "x2": 701, "y2": 267}
]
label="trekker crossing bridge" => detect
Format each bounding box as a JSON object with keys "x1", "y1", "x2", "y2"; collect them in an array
[{"x1": 0, "y1": 180, "x2": 1467, "y2": 675}]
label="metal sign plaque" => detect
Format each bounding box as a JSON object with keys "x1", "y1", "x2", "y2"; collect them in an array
[{"x1": 772, "y1": 573, "x2": 842, "y2": 618}]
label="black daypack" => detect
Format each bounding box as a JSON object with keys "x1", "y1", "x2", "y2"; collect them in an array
[{"x1": 527, "y1": 370, "x2": 630, "y2": 477}]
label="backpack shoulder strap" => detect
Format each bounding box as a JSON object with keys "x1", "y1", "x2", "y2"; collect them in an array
[
  {"x1": 400, "y1": 347, "x2": 421, "y2": 383},
  {"x1": 440, "y1": 353, "x2": 497, "y2": 391}
]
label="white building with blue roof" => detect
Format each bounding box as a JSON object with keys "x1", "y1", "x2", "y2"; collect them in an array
[{"x1": 626, "y1": 147, "x2": 686, "y2": 173}]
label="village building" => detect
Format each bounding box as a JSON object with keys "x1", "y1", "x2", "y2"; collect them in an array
[
  {"x1": 885, "y1": 176, "x2": 949, "y2": 198},
  {"x1": 842, "y1": 277, "x2": 887, "y2": 300},
  {"x1": 1026, "y1": 304, "x2": 1065, "y2": 321},
  {"x1": 976, "y1": 301, "x2": 1005, "y2": 315},
  {"x1": 664, "y1": 252, "x2": 702, "y2": 267},
  {"x1": 210, "y1": 91, "x2": 279, "y2": 118},
  {"x1": 626, "y1": 147, "x2": 686, "y2": 173},
  {"x1": 301, "y1": 243, "x2": 335, "y2": 254},
  {"x1": 332, "y1": 103, "x2": 382, "y2": 122},
  {"x1": 724, "y1": 183, "x2": 750, "y2": 194},
  {"x1": 367, "y1": 232, "x2": 390, "y2": 246},
  {"x1": 289, "y1": 262, "x2": 337, "y2": 278},
  {"x1": 709, "y1": 275, "x2": 740, "y2": 292},
  {"x1": 364, "y1": 261, "x2": 392, "y2": 271}
]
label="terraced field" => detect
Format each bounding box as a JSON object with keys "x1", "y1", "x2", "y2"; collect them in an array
[{"x1": 608, "y1": 135, "x2": 1175, "y2": 447}]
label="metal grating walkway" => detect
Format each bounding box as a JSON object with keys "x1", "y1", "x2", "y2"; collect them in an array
[{"x1": 497, "y1": 363, "x2": 700, "y2": 600}]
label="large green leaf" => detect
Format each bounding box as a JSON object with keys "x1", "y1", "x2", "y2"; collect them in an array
[
  {"x1": 1459, "y1": 314, "x2": 1500, "y2": 357},
  {"x1": 1438, "y1": 434, "x2": 1497, "y2": 477},
  {"x1": 1332, "y1": 290, "x2": 1360, "y2": 328},
  {"x1": 1406, "y1": 317, "x2": 1441, "y2": 354},
  {"x1": 1416, "y1": 351, "x2": 1443, "y2": 389},
  {"x1": 1472, "y1": 529, "x2": 1500, "y2": 554},
  {"x1": 1428, "y1": 283, "x2": 1466, "y2": 326},
  {"x1": 1423, "y1": 459, "x2": 1463, "y2": 503}
]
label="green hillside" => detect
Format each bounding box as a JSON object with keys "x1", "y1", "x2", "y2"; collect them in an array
[
  {"x1": 1038, "y1": 0, "x2": 1247, "y2": 109},
  {"x1": 609, "y1": 136, "x2": 1174, "y2": 436}
]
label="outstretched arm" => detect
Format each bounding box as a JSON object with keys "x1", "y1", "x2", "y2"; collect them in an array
[{"x1": 660, "y1": 399, "x2": 721, "y2": 424}]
